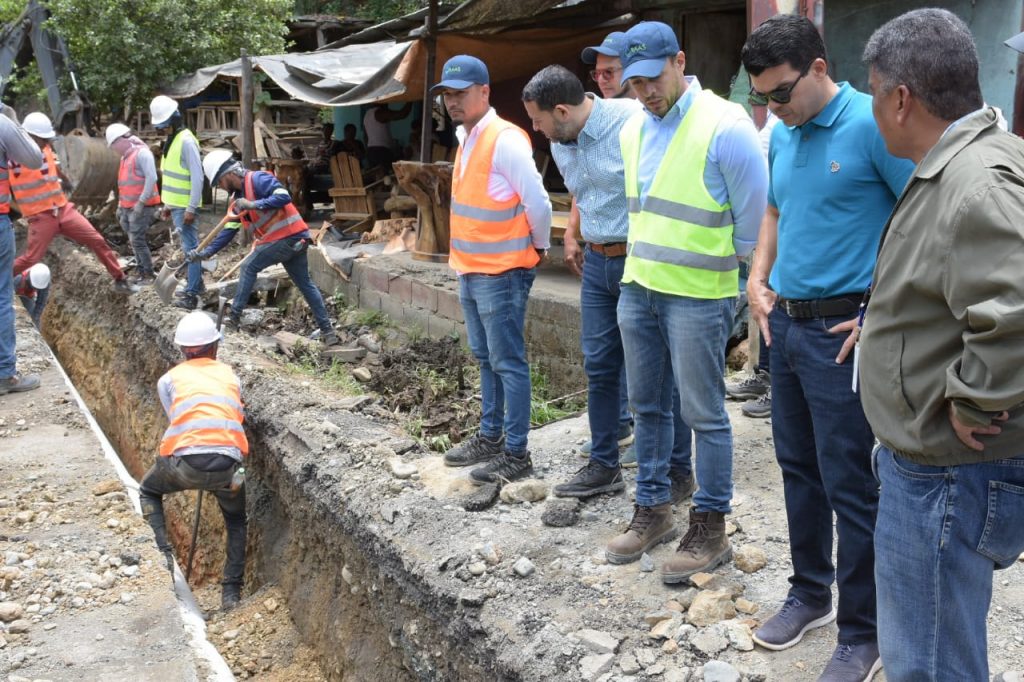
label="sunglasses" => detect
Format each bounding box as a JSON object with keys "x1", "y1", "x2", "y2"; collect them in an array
[
  {"x1": 590, "y1": 67, "x2": 622, "y2": 83},
  {"x1": 748, "y1": 64, "x2": 811, "y2": 106}
]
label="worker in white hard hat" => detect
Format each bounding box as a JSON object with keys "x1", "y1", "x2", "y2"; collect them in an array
[
  {"x1": 191, "y1": 150, "x2": 339, "y2": 345},
  {"x1": 106, "y1": 123, "x2": 160, "y2": 284},
  {"x1": 0, "y1": 103, "x2": 44, "y2": 395},
  {"x1": 12, "y1": 262, "x2": 50, "y2": 328},
  {"x1": 150, "y1": 95, "x2": 205, "y2": 308},
  {"x1": 139, "y1": 310, "x2": 248, "y2": 611},
  {"x1": 11, "y1": 112, "x2": 134, "y2": 294}
]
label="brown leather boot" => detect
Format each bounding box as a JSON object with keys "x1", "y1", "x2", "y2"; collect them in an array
[
  {"x1": 661, "y1": 507, "x2": 732, "y2": 583},
  {"x1": 605, "y1": 503, "x2": 678, "y2": 565}
]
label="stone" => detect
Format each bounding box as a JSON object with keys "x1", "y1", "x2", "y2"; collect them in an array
[
  {"x1": 341, "y1": 564, "x2": 354, "y2": 585},
  {"x1": 733, "y1": 546, "x2": 767, "y2": 573},
  {"x1": 468, "y1": 561, "x2": 486, "y2": 576},
  {"x1": 478, "y1": 542, "x2": 501, "y2": 566},
  {"x1": 675, "y1": 623, "x2": 697, "y2": 643},
  {"x1": 499, "y1": 479, "x2": 549, "y2": 504},
  {"x1": 338, "y1": 395, "x2": 373, "y2": 411},
  {"x1": 91, "y1": 480, "x2": 121, "y2": 496},
  {"x1": 321, "y1": 346, "x2": 367, "y2": 363},
  {"x1": 734, "y1": 598, "x2": 758, "y2": 615},
  {"x1": 691, "y1": 575, "x2": 744, "y2": 598},
  {"x1": 635, "y1": 648, "x2": 659, "y2": 668},
  {"x1": 676, "y1": 587, "x2": 699, "y2": 610},
  {"x1": 224, "y1": 629, "x2": 240, "y2": 641},
  {"x1": 690, "y1": 572, "x2": 716, "y2": 589},
  {"x1": 14, "y1": 510, "x2": 34, "y2": 524},
  {"x1": 702, "y1": 660, "x2": 741, "y2": 682},
  {"x1": 644, "y1": 610, "x2": 676, "y2": 626},
  {"x1": 721, "y1": 620, "x2": 754, "y2": 651},
  {"x1": 7, "y1": 619, "x2": 30, "y2": 633},
  {"x1": 575, "y1": 629, "x2": 620, "y2": 654},
  {"x1": 725, "y1": 522, "x2": 738, "y2": 536},
  {"x1": 687, "y1": 590, "x2": 736, "y2": 627},
  {"x1": 619, "y1": 652, "x2": 642, "y2": 675},
  {"x1": 513, "y1": 557, "x2": 535, "y2": 578},
  {"x1": 646, "y1": 662, "x2": 667, "y2": 676},
  {"x1": 264, "y1": 598, "x2": 279, "y2": 613},
  {"x1": 119, "y1": 592, "x2": 135, "y2": 604},
  {"x1": 351, "y1": 367, "x2": 373, "y2": 383},
  {"x1": 388, "y1": 458, "x2": 417, "y2": 479},
  {"x1": 579, "y1": 653, "x2": 615, "y2": 681},
  {"x1": 120, "y1": 565, "x2": 139, "y2": 578},
  {"x1": 0, "y1": 602, "x2": 24, "y2": 621},
  {"x1": 664, "y1": 667, "x2": 691, "y2": 682},
  {"x1": 639, "y1": 553, "x2": 655, "y2": 572},
  {"x1": 649, "y1": 615, "x2": 682, "y2": 640},
  {"x1": 690, "y1": 627, "x2": 728, "y2": 656},
  {"x1": 662, "y1": 639, "x2": 679, "y2": 654},
  {"x1": 119, "y1": 551, "x2": 141, "y2": 566},
  {"x1": 666, "y1": 600, "x2": 685, "y2": 613},
  {"x1": 541, "y1": 499, "x2": 580, "y2": 527}
]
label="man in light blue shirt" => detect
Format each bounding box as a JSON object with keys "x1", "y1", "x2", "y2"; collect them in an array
[
  {"x1": 522, "y1": 65, "x2": 693, "y2": 501},
  {"x1": 606, "y1": 21, "x2": 767, "y2": 580},
  {"x1": 742, "y1": 15, "x2": 913, "y2": 681}
]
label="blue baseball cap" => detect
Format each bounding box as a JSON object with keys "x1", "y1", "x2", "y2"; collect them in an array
[
  {"x1": 581, "y1": 31, "x2": 627, "y2": 64},
  {"x1": 430, "y1": 55, "x2": 489, "y2": 92},
  {"x1": 620, "y1": 22, "x2": 680, "y2": 83}
]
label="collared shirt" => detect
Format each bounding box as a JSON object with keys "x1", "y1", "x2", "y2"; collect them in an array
[
  {"x1": 550, "y1": 94, "x2": 641, "y2": 243},
  {"x1": 126, "y1": 138, "x2": 159, "y2": 205},
  {"x1": 163, "y1": 127, "x2": 204, "y2": 212},
  {"x1": 768, "y1": 82, "x2": 914, "y2": 299},
  {"x1": 455, "y1": 107, "x2": 552, "y2": 249},
  {"x1": 636, "y1": 76, "x2": 767, "y2": 257}
]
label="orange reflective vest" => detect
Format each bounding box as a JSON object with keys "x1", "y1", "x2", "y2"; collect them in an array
[
  {"x1": 238, "y1": 171, "x2": 307, "y2": 245},
  {"x1": 158, "y1": 358, "x2": 248, "y2": 457},
  {"x1": 9, "y1": 146, "x2": 66, "y2": 217},
  {"x1": 14, "y1": 270, "x2": 33, "y2": 298},
  {"x1": 0, "y1": 164, "x2": 11, "y2": 214},
  {"x1": 450, "y1": 117, "x2": 538, "y2": 274},
  {"x1": 117, "y1": 147, "x2": 160, "y2": 209}
]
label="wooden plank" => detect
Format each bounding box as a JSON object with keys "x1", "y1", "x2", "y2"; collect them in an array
[{"x1": 329, "y1": 188, "x2": 371, "y2": 197}]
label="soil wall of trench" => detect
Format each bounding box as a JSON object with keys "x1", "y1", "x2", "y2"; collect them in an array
[{"x1": 41, "y1": 247, "x2": 513, "y2": 681}]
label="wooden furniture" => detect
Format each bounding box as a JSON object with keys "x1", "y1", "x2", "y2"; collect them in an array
[
  {"x1": 393, "y1": 161, "x2": 452, "y2": 263},
  {"x1": 329, "y1": 152, "x2": 384, "y2": 232},
  {"x1": 273, "y1": 159, "x2": 307, "y2": 218}
]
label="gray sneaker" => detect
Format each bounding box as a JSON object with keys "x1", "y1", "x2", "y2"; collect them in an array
[
  {"x1": 819, "y1": 642, "x2": 882, "y2": 682},
  {"x1": 443, "y1": 432, "x2": 504, "y2": 467},
  {"x1": 0, "y1": 373, "x2": 41, "y2": 395},
  {"x1": 727, "y1": 369, "x2": 769, "y2": 400},
  {"x1": 753, "y1": 596, "x2": 836, "y2": 650},
  {"x1": 741, "y1": 387, "x2": 772, "y2": 418},
  {"x1": 579, "y1": 422, "x2": 634, "y2": 457},
  {"x1": 619, "y1": 443, "x2": 637, "y2": 468}
]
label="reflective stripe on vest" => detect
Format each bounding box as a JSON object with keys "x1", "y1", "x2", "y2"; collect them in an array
[
  {"x1": 449, "y1": 117, "x2": 539, "y2": 274},
  {"x1": 118, "y1": 147, "x2": 160, "y2": 208},
  {"x1": 9, "y1": 146, "x2": 66, "y2": 216},
  {"x1": 238, "y1": 171, "x2": 307, "y2": 245},
  {"x1": 620, "y1": 90, "x2": 740, "y2": 299},
  {"x1": 160, "y1": 129, "x2": 202, "y2": 208},
  {"x1": 158, "y1": 358, "x2": 248, "y2": 457},
  {"x1": 0, "y1": 167, "x2": 10, "y2": 213}
]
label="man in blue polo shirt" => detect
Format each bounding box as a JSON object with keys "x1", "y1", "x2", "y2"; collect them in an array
[
  {"x1": 741, "y1": 15, "x2": 913, "y2": 681},
  {"x1": 522, "y1": 65, "x2": 694, "y2": 501}
]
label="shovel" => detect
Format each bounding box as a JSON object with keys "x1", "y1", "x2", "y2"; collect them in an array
[{"x1": 155, "y1": 213, "x2": 234, "y2": 304}]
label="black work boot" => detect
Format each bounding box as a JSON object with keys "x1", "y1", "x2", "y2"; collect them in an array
[
  {"x1": 172, "y1": 293, "x2": 198, "y2": 310},
  {"x1": 669, "y1": 468, "x2": 696, "y2": 505},
  {"x1": 223, "y1": 313, "x2": 241, "y2": 332},
  {"x1": 553, "y1": 461, "x2": 625, "y2": 498},
  {"x1": 221, "y1": 583, "x2": 242, "y2": 611},
  {"x1": 443, "y1": 432, "x2": 505, "y2": 467},
  {"x1": 469, "y1": 450, "x2": 533, "y2": 485},
  {"x1": 661, "y1": 508, "x2": 732, "y2": 583}
]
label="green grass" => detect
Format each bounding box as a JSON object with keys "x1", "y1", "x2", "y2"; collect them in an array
[
  {"x1": 529, "y1": 364, "x2": 581, "y2": 427},
  {"x1": 286, "y1": 345, "x2": 365, "y2": 395},
  {"x1": 354, "y1": 309, "x2": 388, "y2": 329}
]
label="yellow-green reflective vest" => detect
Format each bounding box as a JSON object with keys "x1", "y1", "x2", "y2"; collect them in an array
[
  {"x1": 620, "y1": 90, "x2": 739, "y2": 299},
  {"x1": 160, "y1": 129, "x2": 202, "y2": 208}
]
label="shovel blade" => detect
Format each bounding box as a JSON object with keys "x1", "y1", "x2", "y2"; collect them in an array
[{"x1": 154, "y1": 262, "x2": 181, "y2": 304}]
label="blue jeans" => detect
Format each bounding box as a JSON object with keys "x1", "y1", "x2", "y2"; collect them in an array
[
  {"x1": 769, "y1": 309, "x2": 877, "y2": 644},
  {"x1": 459, "y1": 268, "x2": 534, "y2": 453},
  {"x1": 618, "y1": 284, "x2": 732, "y2": 510},
  {"x1": 0, "y1": 215, "x2": 15, "y2": 378},
  {"x1": 170, "y1": 208, "x2": 202, "y2": 296},
  {"x1": 874, "y1": 446, "x2": 1024, "y2": 680},
  {"x1": 233, "y1": 235, "x2": 333, "y2": 334},
  {"x1": 582, "y1": 248, "x2": 689, "y2": 469}
]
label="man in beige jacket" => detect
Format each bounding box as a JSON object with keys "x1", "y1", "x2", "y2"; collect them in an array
[{"x1": 859, "y1": 9, "x2": 1024, "y2": 681}]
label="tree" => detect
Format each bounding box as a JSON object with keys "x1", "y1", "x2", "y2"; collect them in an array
[{"x1": 42, "y1": 0, "x2": 293, "y2": 114}]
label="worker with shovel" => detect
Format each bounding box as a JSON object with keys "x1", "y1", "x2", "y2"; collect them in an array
[
  {"x1": 140, "y1": 311, "x2": 248, "y2": 611},
  {"x1": 106, "y1": 123, "x2": 160, "y2": 285},
  {"x1": 10, "y1": 112, "x2": 135, "y2": 294},
  {"x1": 191, "y1": 150, "x2": 339, "y2": 345}
]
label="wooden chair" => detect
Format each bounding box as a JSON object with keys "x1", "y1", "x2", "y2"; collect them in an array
[{"x1": 329, "y1": 152, "x2": 385, "y2": 232}]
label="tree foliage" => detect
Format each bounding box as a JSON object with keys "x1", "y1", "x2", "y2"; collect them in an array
[
  {"x1": 41, "y1": 0, "x2": 293, "y2": 113},
  {"x1": 294, "y1": 0, "x2": 424, "y2": 23}
]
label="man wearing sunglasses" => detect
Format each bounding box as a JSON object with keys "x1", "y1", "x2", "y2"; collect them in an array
[
  {"x1": 581, "y1": 31, "x2": 631, "y2": 100},
  {"x1": 740, "y1": 15, "x2": 913, "y2": 681}
]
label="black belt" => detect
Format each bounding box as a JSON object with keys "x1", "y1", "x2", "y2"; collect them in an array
[{"x1": 776, "y1": 294, "x2": 860, "y2": 319}]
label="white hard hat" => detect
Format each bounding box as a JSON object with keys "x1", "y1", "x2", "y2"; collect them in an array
[
  {"x1": 203, "y1": 149, "x2": 235, "y2": 186},
  {"x1": 22, "y1": 112, "x2": 55, "y2": 139},
  {"x1": 149, "y1": 95, "x2": 179, "y2": 127},
  {"x1": 174, "y1": 311, "x2": 222, "y2": 347},
  {"x1": 105, "y1": 123, "x2": 131, "y2": 147},
  {"x1": 28, "y1": 263, "x2": 50, "y2": 289}
]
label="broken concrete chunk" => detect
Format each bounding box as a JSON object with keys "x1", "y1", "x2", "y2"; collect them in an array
[
  {"x1": 702, "y1": 660, "x2": 741, "y2": 682},
  {"x1": 687, "y1": 590, "x2": 736, "y2": 627},
  {"x1": 498, "y1": 479, "x2": 549, "y2": 504},
  {"x1": 338, "y1": 395, "x2": 373, "y2": 411},
  {"x1": 388, "y1": 458, "x2": 417, "y2": 480},
  {"x1": 321, "y1": 346, "x2": 367, "y2": 363},
  {"x1": 619, "y1": 652, "x2": 642, "y2": 675},
  {"x1": 691, "y1": 626, "x2": 729, "y2": 656},
  {"x1": 574, "y1": 628, "x2": 620, "y2": 654},
  {"x1": 648, "y1": 614, "x2": 681, "y2": 640},
  {"x1": 733, "y1": 545, "x2": 768, "y2": 573},
  {"x1": 722, "y1": 619, "x2": 754, "y2": 651},
  {"x1": 579, "y1": 653, "x2": 614, "y2": 681},
  {"x1": 643, "y1": 610, "x2": 676, "y2": 627},
  {"x1": 541, "y1": 498, "x2": 580, "y2": 527},
  {"x1": 735, "y1": 598, "x2": 759, "y2": 615}
]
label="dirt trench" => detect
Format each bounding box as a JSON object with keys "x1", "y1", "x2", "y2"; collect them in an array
[{"x1": 39, "y1": 245, "x2": 504, "y2": 681}]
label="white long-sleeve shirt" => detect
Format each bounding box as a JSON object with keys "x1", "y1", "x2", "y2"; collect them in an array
[{"x1": 455, "y1": 108, "x2": 552, "y2": 250}]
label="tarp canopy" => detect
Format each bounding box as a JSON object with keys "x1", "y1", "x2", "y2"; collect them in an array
[
  {"x1": 330, "y1": 24, "x2": 625, "y2": 106},
  {"x1": 163, "y1": 41, "x2": 410, "y2": 105}
]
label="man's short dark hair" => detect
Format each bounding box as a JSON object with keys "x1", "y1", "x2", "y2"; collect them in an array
[
  {"x1": 522, "y1": 65, "x2": 585, "y2": 111},
  {"x1": 344, "y1": 123, "x2": 357, "y2": 134},
  {"x1": 863, "y1": 8, "x2": 982, "y2": 121},
  {"x1": 741, "y1": 14, "x2": 827, "y2": 76}
]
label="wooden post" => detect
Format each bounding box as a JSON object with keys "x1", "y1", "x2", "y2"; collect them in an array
[
  {"x1": 240, "y1": 48, "x2": 254, "y2": 169},
  {"x1": 419, "y1": 0, "x2": 439, "y2": 162}
]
